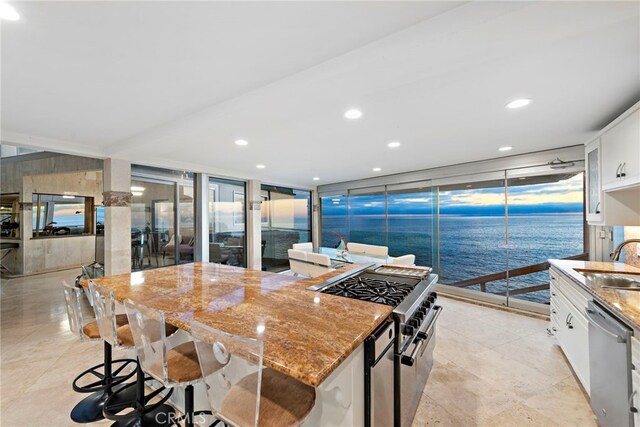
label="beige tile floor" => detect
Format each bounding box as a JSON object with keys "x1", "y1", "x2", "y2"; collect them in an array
[{"x1": 0, "y1": 268, "x2": 596, "y2": 427}]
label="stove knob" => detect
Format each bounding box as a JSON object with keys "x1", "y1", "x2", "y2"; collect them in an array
[
  {"x1": 415, "y1": 311, "x2": 424, "y2": 321},
  {"x1": 419, "y1": 305, "x2": 429, "y2": 315},
  {"x1": 403, "y1": 325, "x2": 415, "y2": 336},
  {"x1": 409, "y1": 318, "x2": 419, "y2": 328}
]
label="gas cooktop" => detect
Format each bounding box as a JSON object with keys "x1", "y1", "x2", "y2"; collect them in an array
[{"x1": 319, "y1": 272, "x2": 420, "y2": 306}]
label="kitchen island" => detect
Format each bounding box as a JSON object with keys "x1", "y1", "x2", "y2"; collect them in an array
[{"x1": 81, "y1": 262, "x2": 393, "y2": 425}]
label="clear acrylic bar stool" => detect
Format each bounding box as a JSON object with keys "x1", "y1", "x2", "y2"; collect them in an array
[
  {"x1": 63, "y1": 283, "x2": 137, "y2": 423},
  {"x1": 191, "y1": 321, "x2": 316, "y2": 427},
  {"x1": 124, "y1": 299, "x2": 212, "y2": 427},
  {"x1": 88, "y1": 281, "x2": 176, "y2": 426}
]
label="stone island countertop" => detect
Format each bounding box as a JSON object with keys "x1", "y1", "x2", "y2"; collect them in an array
[
  {"x1": 550, "y1": 259, "x2": 640, "y2": 331},
  {"x1": 81, "y1": 262, "x2": 392, "y2": 387}
]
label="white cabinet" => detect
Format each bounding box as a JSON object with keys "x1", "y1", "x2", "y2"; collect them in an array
[
  {"x1": 632, "y1": 336, "x2": 640, "y2": 426},
  {"x1": 584, "y1": 102, "x2": 640, "y2": 225},
  {"x1": 549, "y1": 267, "x2": 590, "y2": 395},
  {"x1": 601, "y1": 109, "x2": 640, "y2": 191}
]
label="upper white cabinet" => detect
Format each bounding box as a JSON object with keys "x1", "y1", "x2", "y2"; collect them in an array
[
  {"x1": 585, "y1": 102, "x2": 640, "y2": 226},
  {"x1": 601, "y1": 108, "x2": 640, "y2": 191}
]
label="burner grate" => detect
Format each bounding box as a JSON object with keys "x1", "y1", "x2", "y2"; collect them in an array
[{"x1": 320, "y1": 275, "x2": 417, "y2": 306}]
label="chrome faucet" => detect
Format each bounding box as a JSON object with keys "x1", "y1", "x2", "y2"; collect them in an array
[{"x1": 611, "y1": 239, "x2": 640, "y2": 261}]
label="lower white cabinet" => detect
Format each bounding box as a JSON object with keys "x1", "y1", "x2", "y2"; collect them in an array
[
  {"x1": 632, "y1": 336, "x2": 640, "y2": 426},
  {"x1": 549, "y1": 267, "x2": 590, "y2": 395}
]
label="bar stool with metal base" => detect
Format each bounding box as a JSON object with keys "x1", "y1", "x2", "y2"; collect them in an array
[
  {"x1": 191, "y1": 320, "x2": 317, "y2": 427},
  {"x1": 123, "y1": 299, "x2": 212, "y2": 427},
  {"x1": 88, "y1": 281, "x2": 177, "y2": 427},
  {"x1": 63, "y1": 283, "x2": 137, "y2": 423}
]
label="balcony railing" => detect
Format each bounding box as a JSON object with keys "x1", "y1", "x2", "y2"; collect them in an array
[{"x1": 446, "y1": 253, "x2": 589, "y2": 297}]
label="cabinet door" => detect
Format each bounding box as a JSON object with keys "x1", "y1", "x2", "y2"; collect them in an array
[
  {"x1": 602, "y1": 109, "x2": 640, "y2": 187},
  {"x1": 585, "y1": 139, "x2": 603, "y2": 224},
  {"x1": 550, "y1": 274, "x2": 590, "y2": 395}
]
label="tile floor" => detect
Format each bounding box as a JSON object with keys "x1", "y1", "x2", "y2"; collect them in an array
[{"x1": 0, "y1": 268, "x2": 597, "y2": 426}]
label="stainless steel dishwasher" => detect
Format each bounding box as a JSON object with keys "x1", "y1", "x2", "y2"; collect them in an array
[{"x1": 586, "y1": 300, "x2": 633, "y2": 427}]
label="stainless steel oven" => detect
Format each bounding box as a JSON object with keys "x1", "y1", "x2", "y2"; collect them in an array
[
  {"x1": 365, "y1": 320, "x2": 395, "y2": 427},
  {"x1": 310, "y1": 264, "x2": 440, "y2": 427},
  {"x1": 395, "y1": 294, "x2": 441, "y2": 426}
]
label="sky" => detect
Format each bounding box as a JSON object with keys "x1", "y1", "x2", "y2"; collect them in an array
[{"x1": 323, "y1": 173, "x2": 584, "y2": 216}]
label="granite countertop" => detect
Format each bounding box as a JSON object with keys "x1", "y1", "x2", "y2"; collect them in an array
[
  {"x1": 549, "y1": 259, "x2": 640, "y2": 331},
  {"x1": 82, "y1": 262, "x2": 392, "y2": 387}
]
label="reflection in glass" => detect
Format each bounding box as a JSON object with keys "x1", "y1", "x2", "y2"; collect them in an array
[
  {"x1": 320, "y1": 195, "x2": 348, "y2": 248},
  {"x1": 208, "y1": 178, "x2": 246, "y2": 267},
  {"x1": 261, "y1": 186, "x2": 311, "y2": 272}
]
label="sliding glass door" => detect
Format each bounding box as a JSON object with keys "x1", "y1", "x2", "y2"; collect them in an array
[
  {"x1": 130, "y1": 167, "x2": 194, "y2": 271},
  {"x1": 348, "y1": 188, "x2": 386, "y2": 246},
  {"x1": 505, "y1": 170, "x2": 585, "y2": 307},
  {"x1": 261, "y1": 185, "x2": 311, "y2": 272},
  {"x1": 318, "y1": 163, "x2": 586, "y2": 312},
  {"x1": 436, "y1": 175, "x2": 508, "y2": 301},
  {"x1": 208, "y1": 178, "x2": 246, "y2": 267},
  {"x1": 387, "y1": 184, "x2": 435, "y2": 268},
  {"x1": 131, "y1": 178, "x2": 176, "y2": 270}
]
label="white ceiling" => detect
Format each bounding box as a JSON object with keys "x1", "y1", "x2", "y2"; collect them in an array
[{"x1": 2, "y1": 1, "x2": 639, "y2": 188}]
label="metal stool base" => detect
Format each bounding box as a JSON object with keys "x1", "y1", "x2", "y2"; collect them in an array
[
  {"x1": 70, "y1": 382, "x2": 137, "y2": 423},
  {"x1": 108, "y1": 403, "x2": 176, "y2": 427}
]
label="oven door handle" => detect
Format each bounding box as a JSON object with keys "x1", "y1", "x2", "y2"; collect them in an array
[{"x1": 401, "y1": 305, "x2": 442, "y2": 367}]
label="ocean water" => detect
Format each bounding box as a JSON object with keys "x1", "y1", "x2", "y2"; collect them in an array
[{"x1": 322, "y1": 214, "x2": 584, "y2": 304}]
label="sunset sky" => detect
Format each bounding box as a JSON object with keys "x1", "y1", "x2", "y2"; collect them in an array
[{"x1": 324, "y1": 173, "x2": 584, "y2": 216}]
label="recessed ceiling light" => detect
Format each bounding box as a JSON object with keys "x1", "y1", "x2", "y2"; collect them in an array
[
  {"x1": 506, "y1": 98, "x2": 531, "y2": 109},
  {"x1": 344, "y1": 109, "x2": 363, "y2": 120},
  {"x1": 131, "y1": 192, "x2": 143, "y2": 197},
  {"x1": 0, "y1": 3, "x2": 20, "y2": 21},
  {"x1": 372, "y1": 167, "x2": 382, "y2": 172},
  {"x1": 498, "y1": 146, "x2": 513, "y2": 152},
  {"x1": 256, "y1": 164, "x2": 266, "y2": 169},
  {"x1": 234, "y1": 139, "x2": 248, "y2": 146},
  {"x1": 387, "y1": 141, "x2": 401, "y2": 148},
  {"x1": 312, "y1": 177, "x2": 320, "y2": 181},
  {"x1": 130, "y1": 186, "x2": 145, "y2": 192}
]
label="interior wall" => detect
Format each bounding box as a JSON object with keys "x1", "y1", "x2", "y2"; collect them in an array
[
  {"x1": 22, "y1": 171, "x2": 103, "y2": 274},
  {"x1": 1, "y1": 152, "x2": 104, "y2": 275}
]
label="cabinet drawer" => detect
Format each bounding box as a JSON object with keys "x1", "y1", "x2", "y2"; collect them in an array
[{"x1": 550, "y1": 268, "x2": 590, "y2": 314}]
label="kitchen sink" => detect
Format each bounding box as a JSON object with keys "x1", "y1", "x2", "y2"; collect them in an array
[{"x1": 577, "y1": 270, "x2": 640, "y2": 290}]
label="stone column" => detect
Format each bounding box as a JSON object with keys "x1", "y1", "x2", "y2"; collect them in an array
[
  {"x1": 103, "y1": 159, "x2": 131, "y2": 275},
  {"x1": 193, "y1": 173, "x2": 209, "y2": 263},
  {"x1": 245, "y1": 180, "x2": 262, "y2": 271}
]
